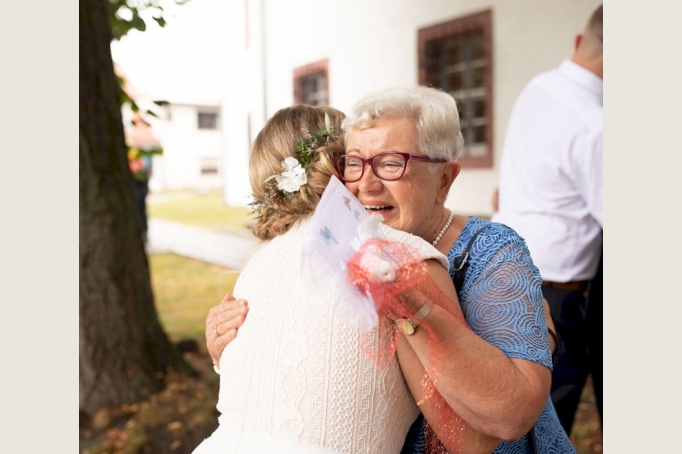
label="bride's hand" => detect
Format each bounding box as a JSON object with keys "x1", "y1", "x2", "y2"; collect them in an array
[{"x1": 205, "y1": 294, "x2": 249, "y2": 369}]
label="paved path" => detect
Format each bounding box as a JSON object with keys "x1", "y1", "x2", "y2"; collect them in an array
[{"x1": 146, "y1": 218, "x2": 259, "y2": 270}]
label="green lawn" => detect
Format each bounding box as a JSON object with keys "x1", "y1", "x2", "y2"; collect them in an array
[
  {"x1": 150, "y1": 253, "x2": 239, "y2": 342},
  {"x1": 148, "y1": 191, "x2": 246, "y2": 340},
  {"x1": 148, "y1": 191, "x2": 255, "y2": 231}
]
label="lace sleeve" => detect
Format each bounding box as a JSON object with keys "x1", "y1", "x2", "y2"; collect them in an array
[{"x1": 457, "y1": 224, "x2": 552, "y2": 369}]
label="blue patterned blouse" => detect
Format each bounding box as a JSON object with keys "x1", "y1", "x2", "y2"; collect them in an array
[{"x1": 401, "y1": 217, "x2": 575, "y2": 454}]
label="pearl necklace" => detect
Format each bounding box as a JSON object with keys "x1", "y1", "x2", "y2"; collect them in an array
[{"x1": 432, "y1": 210, "x2": 454, "y2": 247}]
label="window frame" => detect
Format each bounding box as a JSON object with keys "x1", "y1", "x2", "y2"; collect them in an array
[
  {"x1": 418, "y1": 10, "x2": 494, "y2": 168},
  {"x1": 293, "y1": 60, "x2": 329, "y2": 106},
  {"x1": 197, "y1": 111, "x2": 219, "y2": 130},
  {"x1": 199, "y1": 157, "x2": 220, "y2": 176}
]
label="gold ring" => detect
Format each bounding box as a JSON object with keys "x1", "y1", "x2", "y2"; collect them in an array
[{"x1": 214, "y1": 325, "x2": 219, "y2": 337}]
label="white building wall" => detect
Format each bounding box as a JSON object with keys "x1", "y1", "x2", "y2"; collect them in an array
[
  {"x1": 149, "y1": 103, "x2": 223, "y2": 192},
  {"x1": 223, "y1": 0, "x2": 601, "y2": 216},
  {"x1": 222, "y1": 0, "x2": 269, "y2": 206}
]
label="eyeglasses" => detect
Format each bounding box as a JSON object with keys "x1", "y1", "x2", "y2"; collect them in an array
[{"x1": 334, "y1": 152, "x2": 447, "y2": 183}]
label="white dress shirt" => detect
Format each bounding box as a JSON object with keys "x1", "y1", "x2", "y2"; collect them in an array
[{"x1": 492, "y1": 59, "x2": 603, "y2": 282}]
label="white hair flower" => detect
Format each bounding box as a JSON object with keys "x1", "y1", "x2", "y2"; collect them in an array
[
  {"x1": 269, "y1": 156, "x2": 307, "y2": 193},
  {"x1": 257, "y1": 113, "x2": 337, "y2": 201}
]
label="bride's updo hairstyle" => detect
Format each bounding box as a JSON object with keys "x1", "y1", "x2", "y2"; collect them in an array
[{"x1": 249, "y1": 105, "x2": 346, "y2": 241}]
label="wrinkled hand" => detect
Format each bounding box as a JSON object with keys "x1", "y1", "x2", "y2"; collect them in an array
[{"x1": 205, "y1": 294, "x2": 249, "y2": 368}]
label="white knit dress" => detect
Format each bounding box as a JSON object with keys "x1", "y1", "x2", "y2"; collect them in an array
[{"x1": 193, "y1": 218, "x2": 448, "y2": 454}]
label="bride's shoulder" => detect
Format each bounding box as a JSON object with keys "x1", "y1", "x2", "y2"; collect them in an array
[{"x1": 379, "y1": 224, "x2": 448, "y2": 270}]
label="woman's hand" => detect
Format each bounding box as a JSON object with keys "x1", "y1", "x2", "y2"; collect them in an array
[{"x1": 205, "y1": 294, "x2": 249, "y2": 368}]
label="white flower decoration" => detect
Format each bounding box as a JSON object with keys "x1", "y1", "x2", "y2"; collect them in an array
[
  {"x1": 358, "y1": 243, "x2": 396, "y2": 283},
  {"x1": 273, "y1": 156, "x2": 307, "y2": 193}
]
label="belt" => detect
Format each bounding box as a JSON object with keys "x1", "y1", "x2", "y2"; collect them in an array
[{"x1": 542, "y1": 280, "x2": 589, "y2": 292}]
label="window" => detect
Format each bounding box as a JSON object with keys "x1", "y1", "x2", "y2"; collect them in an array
[
  {"x1": 200, "y1": 157, "x2": 220, "y2": 175},
  {"x1": 418, "y1": 10, "x2": 493, "y2": 168},
  {"x1": 294, "y1": 60, "x2": 329, "y2": 106},
  {"x1": 198, "y1": 112, "x2": 218, "y2": 130}
]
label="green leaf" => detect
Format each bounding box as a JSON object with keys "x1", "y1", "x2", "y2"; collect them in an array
[
  {"x1": 153, "y1": 16, "x2": 167, "y2": 27},
  {"x1": 131, "y1": 14, "x2": 147, "y2": 32},
  {"x1": 110, "y1": 0, "x2": 191, "y2": 40},
  {"x1": 141, "y1": 147, "x2": 164, "y2": 156}
]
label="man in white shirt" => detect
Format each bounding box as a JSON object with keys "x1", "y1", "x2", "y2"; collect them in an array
[{"x1": 492, "y1": 4, "x2": 603, "y2": 436}]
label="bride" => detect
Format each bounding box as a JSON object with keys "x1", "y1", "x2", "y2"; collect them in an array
[{"x1": 192, "y1": 105, "x2": 498, "y2": 454}]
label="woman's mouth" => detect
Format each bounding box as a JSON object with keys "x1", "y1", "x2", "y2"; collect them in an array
[{"x1": 362, "y1": 204, "x2": 394, "y2": 214}]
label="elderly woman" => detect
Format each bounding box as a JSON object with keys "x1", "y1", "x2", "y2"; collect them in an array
[{"x1": 207, "y1": 87, "x2": 573, "y2": 453}]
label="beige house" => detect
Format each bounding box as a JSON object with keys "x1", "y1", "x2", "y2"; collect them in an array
[{"x1": 220, "y1": 0, "x2": 601, "y2": 217}]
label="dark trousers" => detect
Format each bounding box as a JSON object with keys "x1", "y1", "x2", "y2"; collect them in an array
[
  {"x1": 586, "y1": 252, "x2": 603, "y2": 424},
  {"x1": 135, "y1": 180, "x2": 149, "y2": 234},
  {"x1": 543, "y1": 283, "x2": 590, "y2": 435},
  {"x1": 544, "y1": 247, "x2": 603, "y2": 436}
]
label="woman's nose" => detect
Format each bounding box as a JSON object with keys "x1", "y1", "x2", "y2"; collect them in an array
[{"x1": 356, "y1": 162, "x2": 383, "y2": 193}]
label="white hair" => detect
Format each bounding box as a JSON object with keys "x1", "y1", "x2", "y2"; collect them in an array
[{"x1": 342, "y1": 86, "x2": 464, "y2": 161}]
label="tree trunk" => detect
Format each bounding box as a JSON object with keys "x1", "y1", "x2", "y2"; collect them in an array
[{"x1": 79, "y1": 0, "x2": 189, "y2": 417}]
